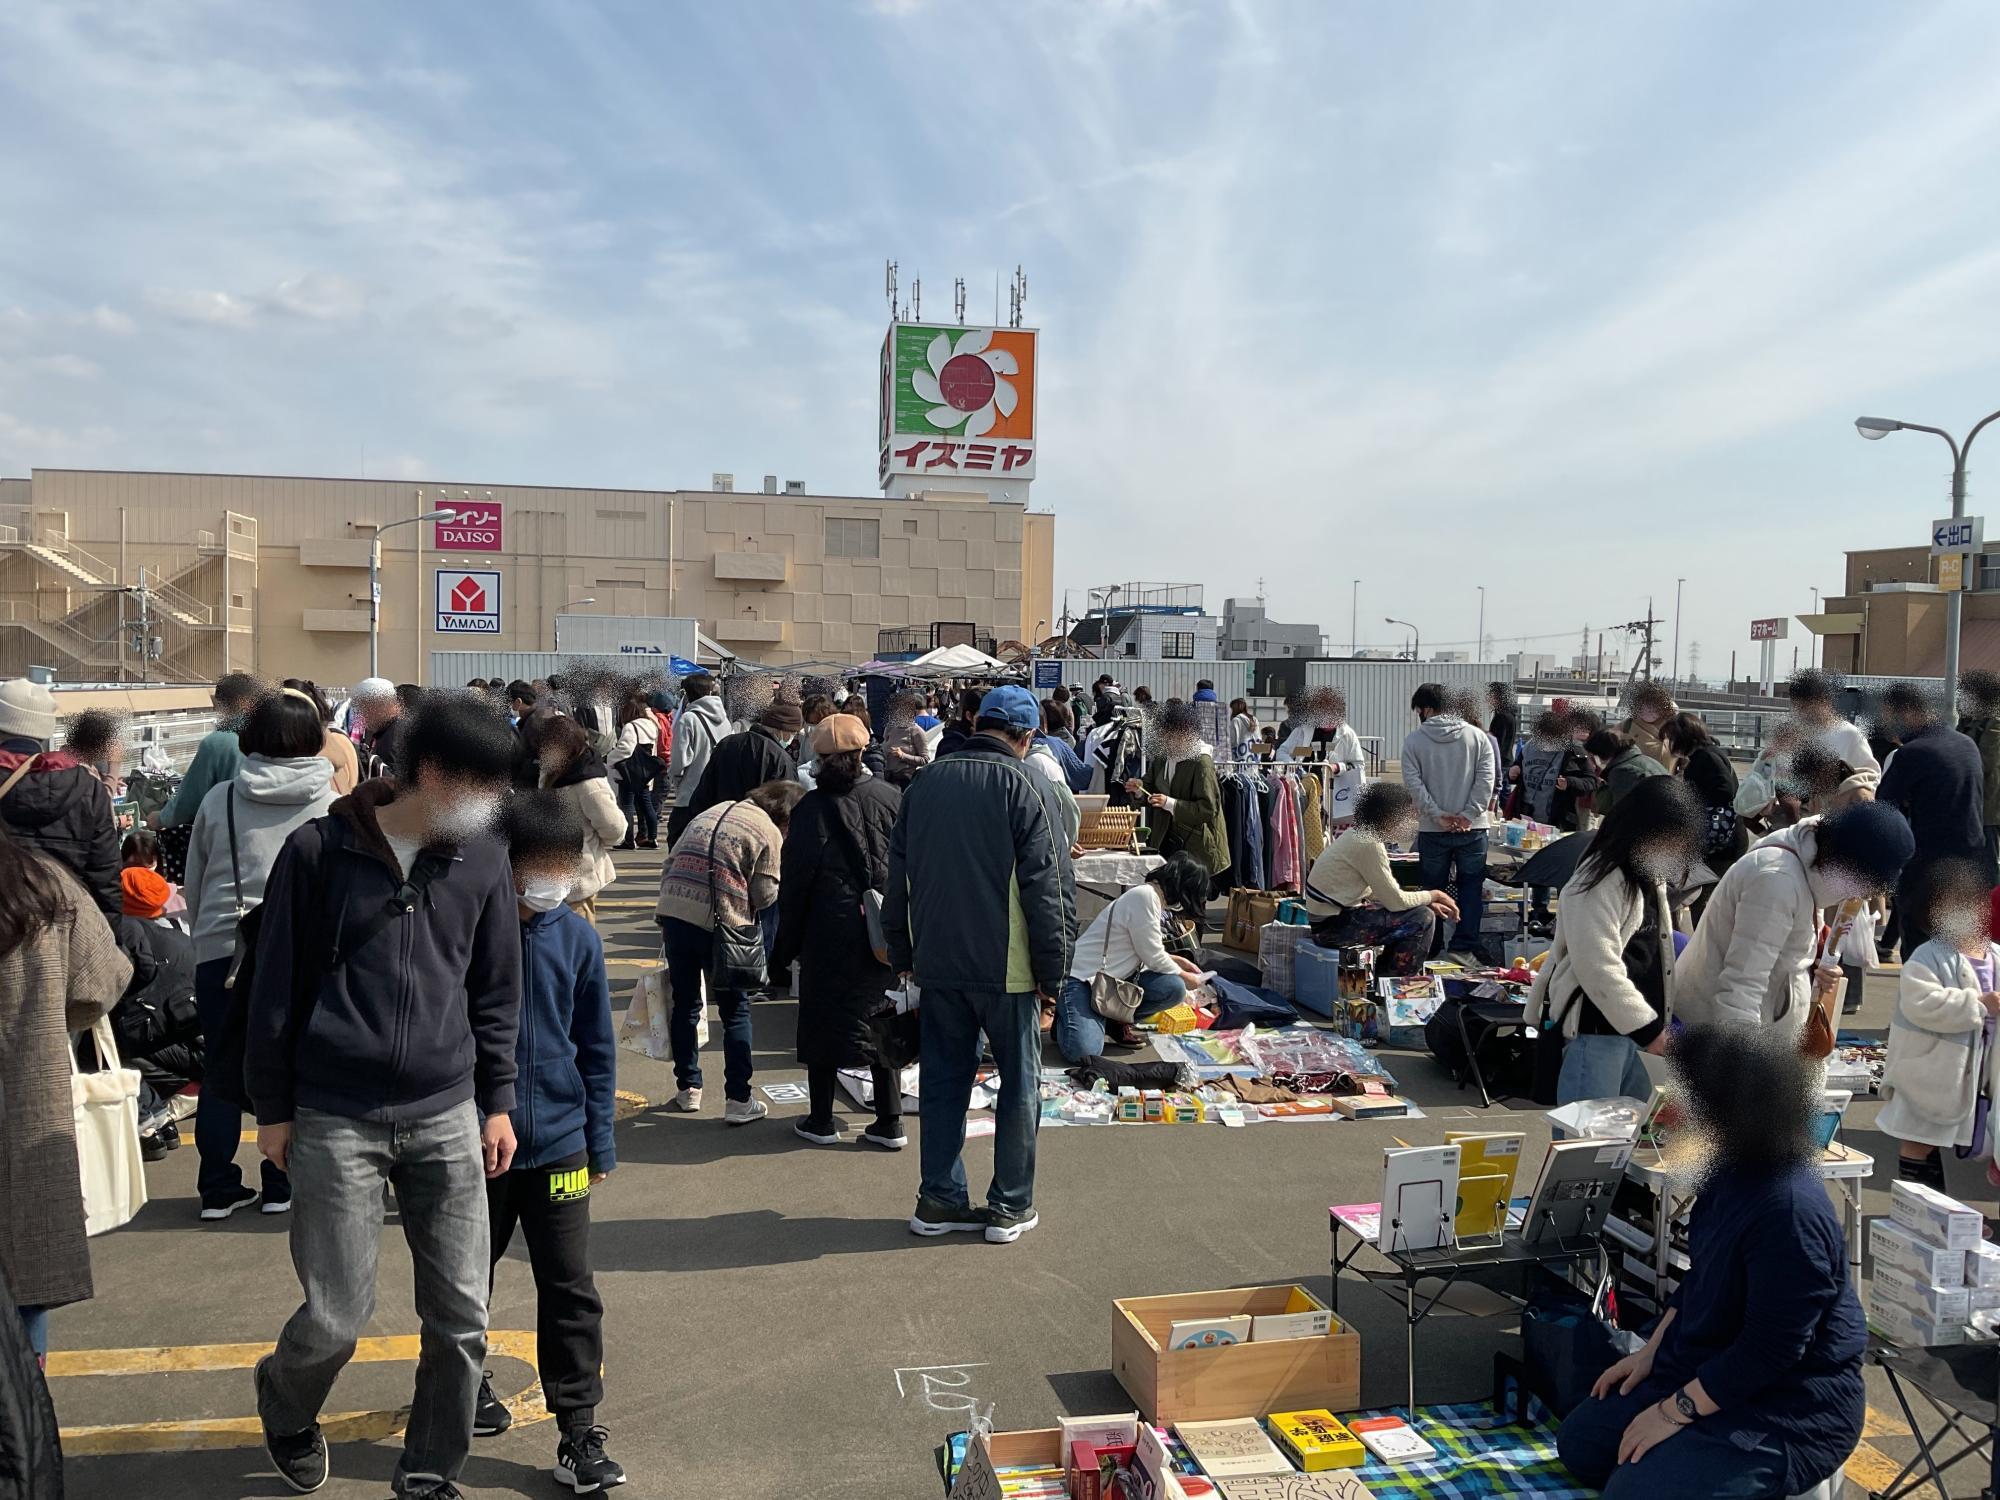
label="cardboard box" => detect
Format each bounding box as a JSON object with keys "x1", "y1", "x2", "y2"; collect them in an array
[
  {"x1": 949, "y1": 1428, "x2": 1064, "y2": 1499},
  {"x1": 1968, "y1": 1239, "x2": 2000, "y2": 1290},
  {"x1": 1872, "y1": 1263, "x2": 1972, "y2": 1324},
  {"x1": 1890, "y1": 1180, "x2": 1982, "y2": 1251},
  {"x1": 1112, "y1": 1284, "x2": 1360, "y2": 1423},
  {"x1": 1867, "y1": 1296, "x2": 1966, "y2": 1349},
  {"x1": 1971, "y1": 1285, "x2": 2000, "y2": 1313},
  {"x1": 1870, "y1": 1216, "x2": 1967, "y2": 1288}
]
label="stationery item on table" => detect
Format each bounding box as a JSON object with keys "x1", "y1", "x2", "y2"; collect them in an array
[
  {"x1": 1347, "y1": 1415, "x2": 1436, "y2": 1464},
  {"x1": 1519, "y1": 1138, "x2": 1632, "y2": 1245},
  {"x1": 1266, "y1": 1410, "x2": 1366, "y2": 1471},
  {"x1": 1890, "y1": 1179, "x2": 1982, "y2": 1251},
  {"x1": 1377, "y1": 974, "x2": 1447, "y2": 1029},
  {"x1": 1249, "y1": 1287, "x2": 1335, "y2": 1342},
  {"x1": 1378, "y1": 1144, "x2": 1460, "y2": 1252},
  {"x1": 1170, "y1": 1418, "x2": 1292, "y2": 1478},
  {"x1": 1166, "y1": 1315, "x2": 1252, "y2": 1350},
  {"x1": 1453, "y1": 1170, "x2": 1510, "y2": 1241},
  {"x1": 1219, "y1": 1476, "x2": 1376, "y2": 1500},
  {"x1": 1869, "y1": 1217, "x2": 1967, "y2": 1289},
  {"x1": 1444, "y1": 1131, "x2": 1525, "y2": 1196}
]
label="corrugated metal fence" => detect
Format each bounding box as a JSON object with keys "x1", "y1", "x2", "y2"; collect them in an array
[
  {"x1": 1303, "y1": 660, "x2": 1509, "y2": 746},
  {"x1": 431, "y1": 651, "x2": 689, "y2": 686},
  {"x1": 1054, "y1": 659, "x2": 1245, "y2": 705}
]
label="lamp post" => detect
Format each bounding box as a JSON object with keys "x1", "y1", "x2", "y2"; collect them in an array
[
  {"x1": 1385, "y1": 616, "x2": 1419, "y2": 662},
  {"x1": 1672, "y1": 577, "x2": 1685, "y2": 684},
  {"x1": 1351, "y1": 579, "x2": 1359, "y2": 657},
  {"x1": 370, "y1": 509, "x2": 459, "y2": 677},
  {"x1": 1856, "y1": 408, "x2": 2000, "y2": 715},
  {"x1": 551, "y1": 595, "x2": 597, "y2": 651},
  {"x1": 1809, "y1": 587, "x2": 1820, "y2": 668},
  {"x1": 1476, "y1": 585, "x2": 1486, "y2": 661}
]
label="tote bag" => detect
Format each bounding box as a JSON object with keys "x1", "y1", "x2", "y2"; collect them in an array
[
  {"x1": 72, "y1": 1015, "x2": 147, "y2": 1236},
  {"x1": 619, "y1": 968, "x2": 705, "y2": 1060}
]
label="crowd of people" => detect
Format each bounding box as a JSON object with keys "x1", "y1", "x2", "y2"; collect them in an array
[{"x1": 2, "y1": 658, "x2": 1996, "y2": 1498}]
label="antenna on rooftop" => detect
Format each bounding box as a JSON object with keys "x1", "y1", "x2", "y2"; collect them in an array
[
  {"x1": 1007, "y1": 266, "x2": 1028, "y2": 328},
  {"x1": 885, "y1": 260, "x2": 899, "y2": 322},
  {"x1": 953, "y1": 277, "x2": 967, "y2": 325},
  {"x1": 912, "y1": 276, "x2": 921, "y2": 321}
]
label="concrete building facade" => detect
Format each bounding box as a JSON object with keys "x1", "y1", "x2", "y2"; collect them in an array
[
  {"x1": 1219, "y1": 597, "x2": 1326, "y2": 660},
  {"x1": 0, "y1": 468, "x2": 1056, "y2": 686},
  {"x1": 1815, "y1": 543, "x2": 2000, "y2": 678}
]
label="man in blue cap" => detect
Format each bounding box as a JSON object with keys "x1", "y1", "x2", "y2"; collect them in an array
[{"x1": 884, "y1": 683, "x2": 1076, "y2": 1244}]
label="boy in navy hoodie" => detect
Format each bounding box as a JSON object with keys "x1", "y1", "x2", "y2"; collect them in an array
[{"x1": 475, "y1": 791, "x2": 624, "y2": 1491}]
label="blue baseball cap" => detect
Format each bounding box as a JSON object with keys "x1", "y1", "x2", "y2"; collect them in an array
[{"x1": 978, "y1": 684, "x2": 1041, "y2": 732}]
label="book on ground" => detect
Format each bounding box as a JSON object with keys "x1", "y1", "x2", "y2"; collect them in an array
[
  {"x1": 1347, "y1": 1415, "x2": 1436, "y2": 1465},
  {"x1": 1267, "y1": 1410, "x2": 1366, "y2": 1470},
  {"x1": 1220, "y1": 1476, "x2": 1377, "y2": 1500},
  {"x1": 1171, "y1": 1418, "x2": 1292, "y2": 1478}
]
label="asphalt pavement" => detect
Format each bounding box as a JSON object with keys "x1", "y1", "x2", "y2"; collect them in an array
[{"x1": 50, "y1": 847, "x2": 1990, "y2": 1497}]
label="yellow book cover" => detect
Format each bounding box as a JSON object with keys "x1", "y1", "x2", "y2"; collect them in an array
[
  {"x1": 1267, "y1": 1409, "x2": 1366, "y2": 1471},
  {"x1": 1453, "y1": 1170, "x2": 1510, "y2": 1241},
  {"x1": 1446, "y1": 1131, "x2": 1525, "y2": 1197}
]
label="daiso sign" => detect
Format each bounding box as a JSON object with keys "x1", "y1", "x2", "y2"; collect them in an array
[{"x1": 436, "y1": 500, "x2": 503, "y2": 551}]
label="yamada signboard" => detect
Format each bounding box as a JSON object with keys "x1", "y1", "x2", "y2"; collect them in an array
[
  {"x1": 436, "y1": 500, "x2": 503, "y2": 551},
  {"x1": 879, "y1": 323, "x2": 1037, "y2": 483},
  {"x1": 436, "y1": 569, "x2": 502, "y2": 633}
]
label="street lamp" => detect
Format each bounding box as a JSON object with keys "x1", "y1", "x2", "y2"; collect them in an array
[
  {"x1": 1476, "y1": 586, "x2": 1486, "y2": 660},
  {"x1": 370, "y1": 509, "x2": 459, "y2": 677},
  {"x1": 1385, "y1": 616, "x2": 1419, "y2": 662},
  {"x1": 1855, "y1": 407, "x2": 2000, "y2": 713},
  {"x1": 551, "y1": 595, "x2": 597, "y2": 651},
  {"x1": 1672, "y1": 577, "x2": 1685, "y2": 684}
]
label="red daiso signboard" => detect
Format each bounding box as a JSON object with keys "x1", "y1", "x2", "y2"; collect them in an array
[{"x1": 436, "y1": 500, "x2": 503, "y2": 551}]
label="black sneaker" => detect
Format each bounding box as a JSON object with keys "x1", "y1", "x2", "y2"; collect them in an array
[
  {"x1": 472, "y1": 1371, "x2": 512, "y2": 1436},
  {"x1": 909, "y1": 1196, "x2": 988, "y2": 1237},
  {"x1": 199, "y1": 1184, "x2": 261, "y2": 1221},
  {"x1": 555, "y1": 1424, "x2": 626, "y2": 1491},
  {"x1": 140, "y1": 1129, "x2": 172, "y2": 1162},
  {"x1": 254, "y1": 1356, "x2": 328, "y2": 1493},
  {"x1": 399, "y1": 1484, "x2": 463, "y2": 1500},
  {"x1": 985, "y1": 1206, "x2": 1040, "y2": 1244}
]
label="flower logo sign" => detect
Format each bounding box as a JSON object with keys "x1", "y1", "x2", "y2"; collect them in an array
[{"x1": 911, "y1": 328, "x2": 1019, "y2": 439}]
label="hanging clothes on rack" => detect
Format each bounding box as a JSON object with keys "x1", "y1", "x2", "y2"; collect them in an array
[
  {"x1": 1300, "y1": 768, "x2": 1327, "y2": 866},
  {"x1": 1269, "y1": 774, "x2": 1302, "y2": 890},
  {"x1": 1225, "y1": 768, "x2": 1267, "y2": 890}
]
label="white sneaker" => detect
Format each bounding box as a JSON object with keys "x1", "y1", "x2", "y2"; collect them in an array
[
  {"x1": 724, "y1": 1098, "x2": 768, "y2": 1126},
  {"x1": 793, "y1": 1121, "x2": 843, "y2": 1145},
  {"x1": 669, "y1": 1087, "x2": 704, "y2": 1113},
  {"x1": 859, "y1": 1125, "x2": 907, "y2": 1151}
]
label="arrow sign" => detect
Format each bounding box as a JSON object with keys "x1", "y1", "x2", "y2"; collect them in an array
[{"x1": 1932, "y1": 516, "x2": 1984, "y2": 556}]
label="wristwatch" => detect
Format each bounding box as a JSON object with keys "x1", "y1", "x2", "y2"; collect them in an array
[{"x1": 1671, "y1": 1389, "x2": 1699, "y2": 1423}]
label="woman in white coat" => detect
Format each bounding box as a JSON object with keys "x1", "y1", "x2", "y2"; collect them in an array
[
  {"x1": 1525, "y1": 777, "x2": 1706, "y2": 1104},
  {"x1": 1675, "y1": 802, "x2": 1913, "y2": 1038},
  {"x1": 532, "y1": 713, "x2": 627, "y2": 924},
  {"x1": 1880, "y1": 858, "x2": 2000, "y2": 1190}
]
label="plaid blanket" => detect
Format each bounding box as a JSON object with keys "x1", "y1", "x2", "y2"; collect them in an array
[{"x1": 1351, "y1": 1400, "x2": 1593, "y2": 1500}]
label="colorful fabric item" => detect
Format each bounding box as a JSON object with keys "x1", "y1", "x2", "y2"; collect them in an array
[
  {"x1": 1351, "y1": 1400, "x2": 1590, "y2": 1500},
  {"x1": 1300, "y1": 769, "x2": 1326, "y2": 865},
  {"x1": 1269, "y1": 775, "x2": 1302, "y2": 890}
]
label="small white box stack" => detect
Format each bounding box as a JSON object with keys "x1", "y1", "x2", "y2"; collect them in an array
[{"x1": 1869, "y1": 1182, "x2": 1990, "y2": 1347}]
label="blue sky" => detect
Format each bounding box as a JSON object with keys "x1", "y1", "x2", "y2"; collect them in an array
[{"x1": 4, "y1": 1, "x2": 2000, "y2": 678}]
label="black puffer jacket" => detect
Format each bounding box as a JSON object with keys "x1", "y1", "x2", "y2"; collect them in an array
[
  {"x1": 110, "y1": 914, "x2": 199, "y2": 1060},
  {"x1": 0, "y1": 747, "x2": 118, "y2": 914},
  {"x1": 687, "y1": 725, "x2": 796, "y2": 815},
  {"x1": 773, "y1": 775, "x2": 901, "y2": 1067},
  {"x1": 0, "y1": 1260, "x2": 59, "y2": 1500}
]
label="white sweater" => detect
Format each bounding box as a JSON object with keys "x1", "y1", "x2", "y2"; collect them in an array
[
  {"x1": 1524, "y1": 869, "x2": 1672, "y2": 1039},
  {"x1": 607, "y1": 714, "x2": 660, "y2": 766},
  {"x1": 1674, "y1": 820, "x2": 1829, "y2": 1033},
  {"x1": 1880, "y1": 939, "x2": 1999, "y2": 1149},
  {"x1": 1068, "y1": 883, "x2": 1181, "y2": 984}
]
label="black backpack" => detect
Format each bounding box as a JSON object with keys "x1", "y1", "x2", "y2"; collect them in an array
[{"x1": 205, "y1": 803, "x2": 455, "y2": 1110}]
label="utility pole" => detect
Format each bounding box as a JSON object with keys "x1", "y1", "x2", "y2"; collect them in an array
[{"x1": 1611, "y1": 602, "x2": 1665, "y2": 683}]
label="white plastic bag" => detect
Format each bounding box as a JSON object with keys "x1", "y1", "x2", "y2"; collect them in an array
[
  {"x1": 72, "y1": 1016, "x2": 147, "y2": 1236},
  {"x1": 619, "y1": 968, "x2": 707, "y2": 1060},
  {"x1": 1838, "y1": 903, "x2": 1879, "y2": 969}
]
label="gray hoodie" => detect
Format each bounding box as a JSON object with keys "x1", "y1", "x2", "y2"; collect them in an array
[
  {"x1": 670, "y1": 695, "x2": 732, "y2": 810},
  {"x1": 1401, "y1": 714, "x2": 1498, "y2": 833},
  {"x1": 182, "y1": 754, "x2": 336, "y2": 964}
]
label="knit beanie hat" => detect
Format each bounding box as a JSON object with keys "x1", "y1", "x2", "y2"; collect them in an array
[
  {"x1": 760, "y1": 693, "x2": 804, "y2": 734},
  {"x1": 120, "y1": 867, "x2": 171, "y2": 919}
]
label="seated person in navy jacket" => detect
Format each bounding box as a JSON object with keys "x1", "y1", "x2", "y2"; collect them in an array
[{"x1": 1558, "y1": 1025, "x2": 1866, "y2": 1500}]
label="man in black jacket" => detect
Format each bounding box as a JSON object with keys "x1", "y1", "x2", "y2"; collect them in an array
[
  {"x1": 1878, "y1": 680, "x2": 1987, "y2": 958},
  {"x1": 0, "y1": 678, "x2": 119, "y2": 914},
  {"x1": 246, "y1": 692, "x2": 523, "y2": 1499},
  {"x1": 685, "y1": 692, "x2": 801, "y2": 814},
  {"x1": 885, "y1": 685, "x2": 1075, "y2": 1246},
  {"x1": 932, "y1": 686, "x2": 986, "y2": 759}
]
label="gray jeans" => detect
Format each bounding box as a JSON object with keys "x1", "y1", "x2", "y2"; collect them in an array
[{"x1": 258, "y1": 1102, "x2": 489, "y2": 1495}]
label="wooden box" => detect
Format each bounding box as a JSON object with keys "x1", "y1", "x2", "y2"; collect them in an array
[
  {"x1": 949, "y1": 1427, "x2": 1063, "y2": 1498},
  {"x1": 1111, "y1": 1285, "x2": 1359, "y2": 1424}
]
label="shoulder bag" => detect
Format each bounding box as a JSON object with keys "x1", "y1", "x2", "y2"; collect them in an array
[
  {"x1": 1089, "y1": 970, "x2": 1145, "y2": 1025},
  {"x1": 1775, "y1": 847, "x2": 1843, "y2": 1060},
  {"x1": 705, "y1": 805, "x2": 770, "y2": 991}
]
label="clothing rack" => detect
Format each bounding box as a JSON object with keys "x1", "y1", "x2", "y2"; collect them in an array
[{"x1": 1214, "y1": 758, "x2": 1318, "y2": 893}]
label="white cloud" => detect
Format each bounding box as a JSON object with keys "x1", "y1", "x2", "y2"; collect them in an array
[
  {"x1": 31, "y1": 354, "x2": 100, "y2": 380},
  {"x1": 266, "y1": 272, "x2": 370, "y2": 322},
  {"x1": 144, "y1": 288, "x2": 259, "y2": 328},
  {"x1": 82, "y1": 305, "x2": 136, "y2": 336}
]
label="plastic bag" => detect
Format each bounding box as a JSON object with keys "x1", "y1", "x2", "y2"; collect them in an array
[{"x1": 619, "y1": 968, "x2": 705, "y2": 1060}]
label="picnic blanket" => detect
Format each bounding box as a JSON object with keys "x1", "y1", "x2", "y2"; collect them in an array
[{"x1": 1352, "y1": 1400, "x2": 1590, "y2": 1500}]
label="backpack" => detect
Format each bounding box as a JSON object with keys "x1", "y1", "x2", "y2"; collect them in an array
[{"x1": 204, "y1": 807, "x2": 457, "y2": 1110}]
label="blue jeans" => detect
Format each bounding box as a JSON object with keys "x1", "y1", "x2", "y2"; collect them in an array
[
  {"x1": 1054, "y1": 971, "x2": 1186, "y2": 1063},
  {"x1": 1557, "y1": 1032, "x2": 1654, "y2": 1105},
  {"x1": 1416, "y1": 829, "x2": 1488, "y2": 953},
  {"x1": 261, "y1": 1103, "x2": 489, "y2": 1496},
  {"x1": 1559, "y1": 1382, "x2": 1788, "y2": 1498},
  {"x1": 659, "y1": 917, "x2": 755, "y2": 1102},
  {"x1": 194, "y1": 956, "x2": 288, "y2": 1204},
  {"x1": 919, "y1": 988, "x2": 1041, "y2": 1216},
  {"x1": 18, "y1": 1307, "x2": 46, "y2": 1359}
]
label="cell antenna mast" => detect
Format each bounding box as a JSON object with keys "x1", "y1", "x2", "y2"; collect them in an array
[
  {"x1": 1008, "y1": 265, "x2": 1028, "y2": 327},
  {"x1": 953, "y1": 277, "x2": 967, "y2": 325},
  {"x1": 885, "y1": 260, "x2": 899, "y2": 321},
  {"x1": 912, "y1": 276, "x2": 921, "y2": 321}
]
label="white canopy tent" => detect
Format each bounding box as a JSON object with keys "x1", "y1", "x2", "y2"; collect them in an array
[{"x1": 912, "y1": 643, "x2": 1008, "y2": 672}]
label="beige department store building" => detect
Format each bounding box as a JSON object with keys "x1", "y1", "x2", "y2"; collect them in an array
[{"x1": 0, "y1": 469, "x2": 1057, "y2": 686}]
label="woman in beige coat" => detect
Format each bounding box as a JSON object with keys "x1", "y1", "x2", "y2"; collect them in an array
[
  {"x1": 0, "y1": 827, "x2": 133, "y2": 1355},
  {"x1": 533, "y1": 714, "x2": 627, "y2": 923}
]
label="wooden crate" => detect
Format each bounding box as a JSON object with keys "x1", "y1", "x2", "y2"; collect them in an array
[
  {"x1": 948, "y1": 1427, "x2": 1062, "y2": 1498},
  {"x1": 1111, "y1": 1284, "x2": 1359, "y2": 1423}
]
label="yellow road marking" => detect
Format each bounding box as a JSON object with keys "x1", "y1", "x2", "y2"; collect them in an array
[
  {"x1": 1863, "y1": 1403, "x2": 1913, "y2": 1440},
  {"x1": 52, "y1": 1331, "x2": 547, "y2": 1455},
  {"x1": 606, "y1": 957, "x2": 663, "y2": 970},
  {"x1": 236, "y1": 1090, "x2": 652, "y2": 1145},
  {"x1": 594, "y1": 898, "x2": 656, "y2": 908},
  {"x1": 1847, "y1": 1437, "x2": 1932, "y2": 1496}
]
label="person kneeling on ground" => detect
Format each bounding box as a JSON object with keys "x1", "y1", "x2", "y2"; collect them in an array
[
  {"x1": 245, "y1": 690, "x2": 523, "y2": 1500},
  {"x1": 1558, "y1": 1026, "x2": 1865, "y2": 1500},
  {"x1": 109, "y1": 865, "x2": 202, "y2": 1160},
  {"x1": 1055, "y1": 853, "x2": 1211, "y2": 1063},
  {"x1": 1303, "y1": 783, "x2": 1456, "y2": 976},
  {"x1": 473, "y1": 790, "x2": 625, "y2": 1492}
]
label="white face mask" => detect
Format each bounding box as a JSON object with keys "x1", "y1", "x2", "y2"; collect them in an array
[
  {"x1": 519, "y1": 874, "x2": 574, "y2": 913},
  {"x1": 1816, "y1": 869, "x2": 1875, "y2": 904},
  {"x1": 430, "y1": 792, "x2": 501, "y2": 844},
  {"x1": 1638, "y1": 847, "x2": 1691, "y2": 884}
]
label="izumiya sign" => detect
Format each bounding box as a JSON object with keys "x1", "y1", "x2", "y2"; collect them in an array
[{"x1": 879, "y1": 323, "x2": 1037, "y2": 486}]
